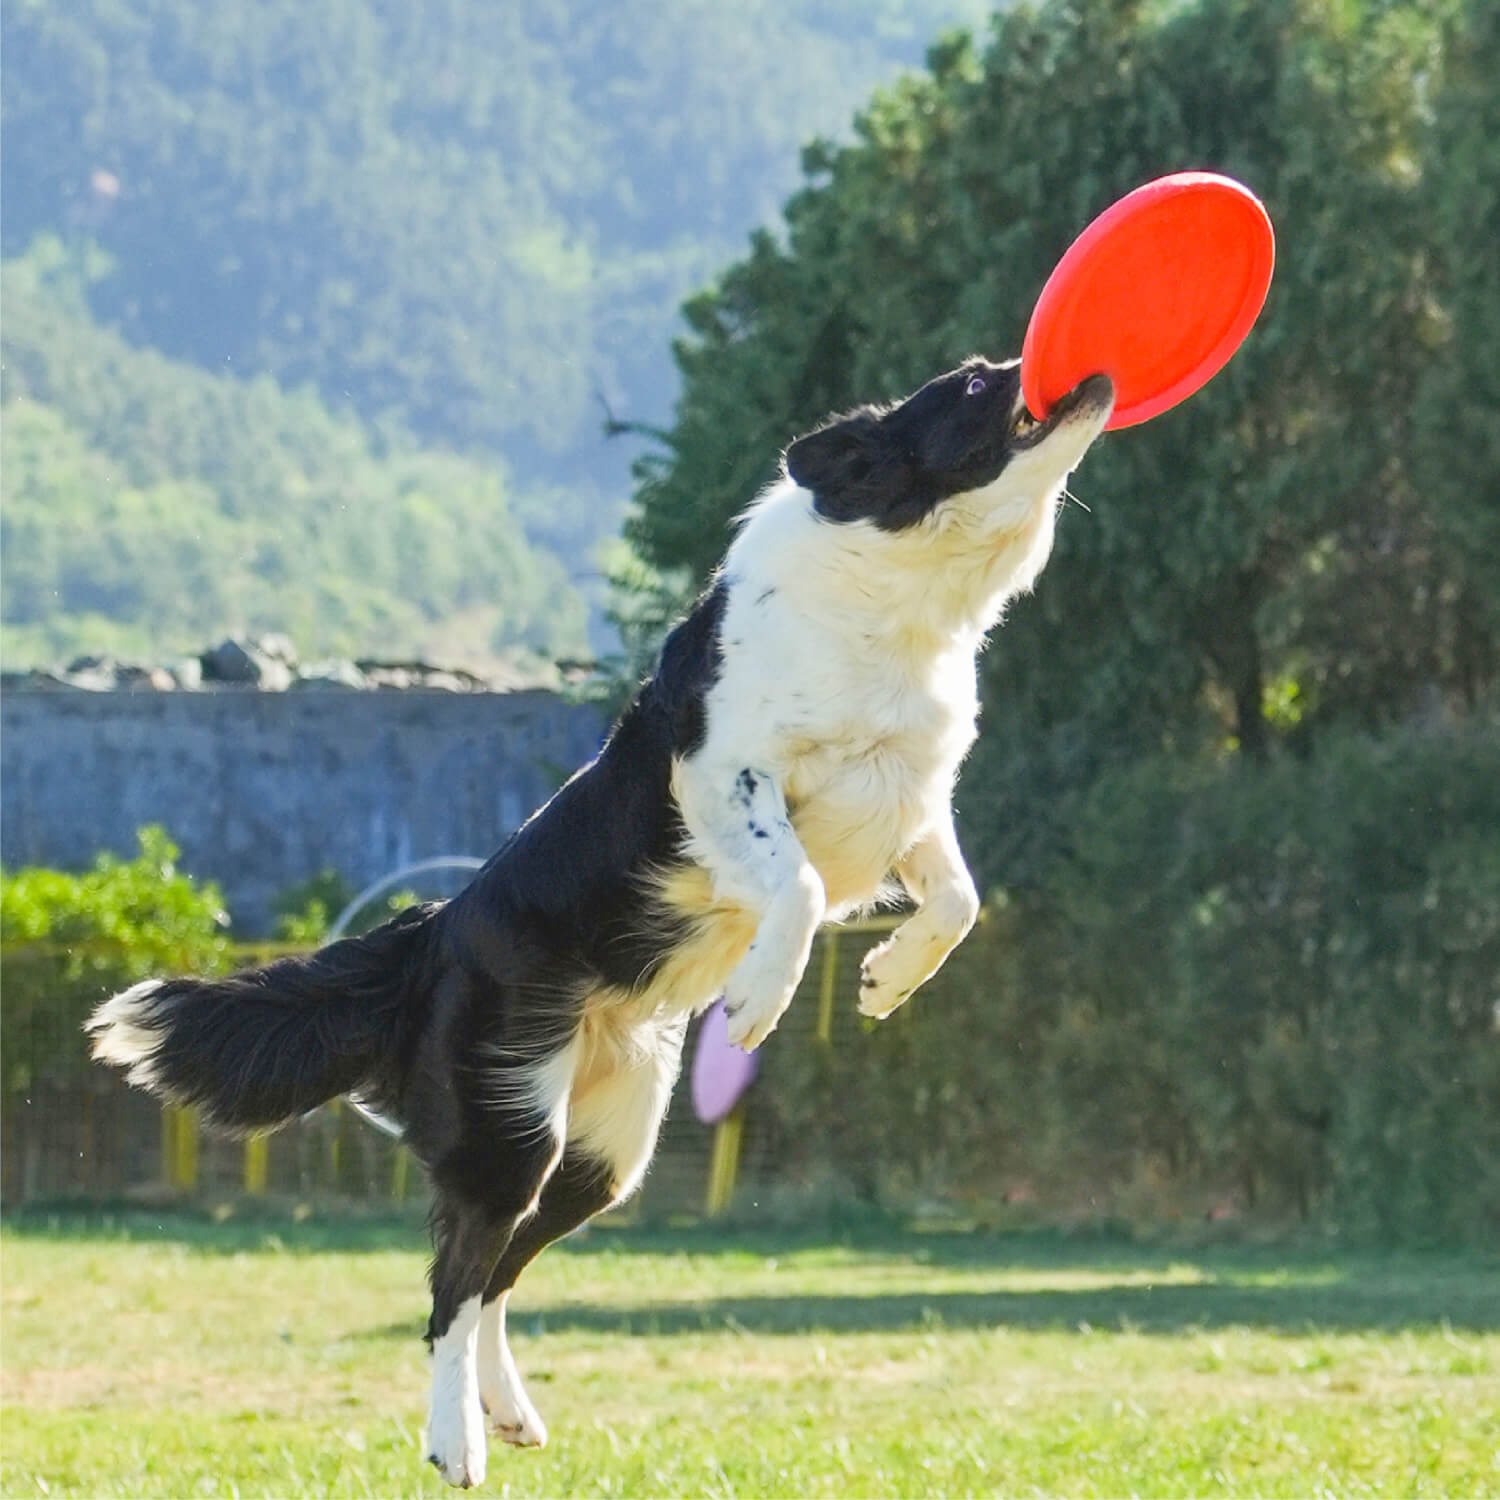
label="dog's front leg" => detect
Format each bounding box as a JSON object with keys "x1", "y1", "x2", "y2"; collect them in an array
[
  {"x1": 859, "y1": 815, "x2": 979, "y2": 1019},
  {"x1": 681, "y1": 764, "x2": 825, "y2": 1050}
]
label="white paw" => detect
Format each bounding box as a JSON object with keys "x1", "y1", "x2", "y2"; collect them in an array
[
  {"x1": 722, "y1": 948, "x2": 795, "y2": 1050},
  {"x1": 480, "y1": 1380, "x2": 549, "y2": 1448},
  {"x1": 477, "y1": 1294, "x2": 548, "y2": 1450},
  {"x1": 478, "y1": 1337, "x2": 548, "y2": 1447},
  {"x1": 857, "y1": 939, "x2": 918, "y2": 1019},
  {"x1": 723, "y1": 996, "x2": 785, "y2": 1051},
  {"x1": 427, "y1": 1378, "x2": 487, "y2": 1487}
]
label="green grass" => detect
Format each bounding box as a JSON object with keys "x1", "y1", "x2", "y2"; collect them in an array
[{"x1": 3, "y1": 1213, "x2": 1498, "y2": 1497}]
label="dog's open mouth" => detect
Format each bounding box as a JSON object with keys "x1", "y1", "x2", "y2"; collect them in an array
[
  {"x1": 1011, "y1": 374, "x2": 1114, "y2": 448},
  {"x1": 1013, "y1": 405, "x2": 1043, "y2": 441}
]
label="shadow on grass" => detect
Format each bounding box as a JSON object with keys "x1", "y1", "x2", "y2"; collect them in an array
[
  {"x1": 348, "y1": 1270, "x2": 1500, "y2": 1342},
  {"x1": 0, "y1": 1206, "x2": 1212, "y2": 1264},
  {"x1": 482, "y1": 1276, "x2": 1500, "y2": 1339},
  {"x1": 9, "y1": 1209, "x2": 1497, "y2": 1337}
]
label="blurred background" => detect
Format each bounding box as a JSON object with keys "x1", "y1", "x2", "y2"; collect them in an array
[{"x1": 2, "y1": 0, "x2": 1496, "y2": 1246}]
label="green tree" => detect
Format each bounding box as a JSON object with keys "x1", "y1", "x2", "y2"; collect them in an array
[
  {"x1": 626, "y1": 0, "x2": 1491, "y2": 883},
  {"x1": 620, "y1": 0, "x2": 1500, "y2": 1243},
  {"x1": 1413, "y1": 0, "x2": 1500, "y2": 666}
]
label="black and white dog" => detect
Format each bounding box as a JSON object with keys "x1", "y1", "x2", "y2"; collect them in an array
[{"x1": 89, "y1": 357, "x2": 1112, "y2": 1487}]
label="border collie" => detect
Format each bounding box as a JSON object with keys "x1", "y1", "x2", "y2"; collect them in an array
[{"x1": 89, "y1": 358, "x2": 1112, "y2": 1487}]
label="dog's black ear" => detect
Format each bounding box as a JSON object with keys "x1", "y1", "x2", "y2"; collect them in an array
[
  {"x1": 786, "y1": 410, "x2": 914, "y2": 525},
  {"x1": 785, "y1": 414, "x2": 877, "y2": 493}
]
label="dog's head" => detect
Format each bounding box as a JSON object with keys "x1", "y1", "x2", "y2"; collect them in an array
[{"x1": 785, "y1": 358, "x2": 1112, "y2": 537}]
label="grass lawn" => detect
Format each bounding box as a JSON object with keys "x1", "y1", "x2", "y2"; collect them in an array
[{"x1": 2, "y1": 1212, "x2": 1497, "y2": 1497}]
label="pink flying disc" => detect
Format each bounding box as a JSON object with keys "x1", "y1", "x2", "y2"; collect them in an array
[
  {"x1": 690, "y1": 999, "x2": 759, "y2": 1125},
  {"x1": 1021, "y1": 172, "x2": 1274, "y2": 430}
]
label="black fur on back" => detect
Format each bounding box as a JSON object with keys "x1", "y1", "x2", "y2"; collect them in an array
[
  {"x1": 400, "y1": 577, "x2": 727, "y2": 1169},
  {"x1": 448, "y1": 576, "x2": 727, "y2": 995}
]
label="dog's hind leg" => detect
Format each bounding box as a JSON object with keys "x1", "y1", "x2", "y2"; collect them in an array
[
  {"x1": 476, "y1": 1150, "x2": 615, "y2": 1448},
  {"x1": 858, "y1": 814, "x2": 979, "y2": 1018},
  {"x1": 477, "y1": 1019, "x2": 686, "y2": 1447},
  {"x1": 425, "y1": 1204, "x2": 509, "y2": 1488},
  {"x1": 424, "y1": 1052, "x2": 573, "y2": 1488}
]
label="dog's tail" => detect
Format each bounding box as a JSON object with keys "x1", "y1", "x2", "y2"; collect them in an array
[{"x1": 86, "y1": 903, "x2": 435, "y2": 1134}]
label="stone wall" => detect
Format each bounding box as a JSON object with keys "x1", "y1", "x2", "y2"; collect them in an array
[{"x1": 1, "y1": 687, "x2": 607, "y2": 932}]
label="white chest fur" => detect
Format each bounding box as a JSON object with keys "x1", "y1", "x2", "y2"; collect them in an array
[
  {"x1": 743, "y1": 632, "x2": 978, "y2": 911},
  {"x1": 685, "y1": 476, "x2": 1045, "y2": 912}
]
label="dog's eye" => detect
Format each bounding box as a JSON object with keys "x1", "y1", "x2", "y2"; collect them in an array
[{"x1": 965, "y1": 375, "x2": 986, "y2": 397}]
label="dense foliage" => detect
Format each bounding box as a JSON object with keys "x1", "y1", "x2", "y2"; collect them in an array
[
  {"x1": 1412, "y1": 0, "x2": 1500, "y2": 642},
  {"x1": 770, "y1": 721, "x2": 1500, "y2": 1242},
  {"x1": 1, "y1": 243, "x2": 587, "y2": 665},
  {"x1": 630, "y1": 0, "x2": 1495, "y2": 819},
  {"x1": 3, "y1": 0, "x2": 1495, "y2": 1239},
  {"x1": 0, "y1": 0, "x2": 984, "y2": 665}
]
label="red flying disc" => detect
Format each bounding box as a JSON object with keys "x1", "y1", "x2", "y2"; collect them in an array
[{"x1": 1021, "y1": 172, "x2": 1274, "y2": 430}]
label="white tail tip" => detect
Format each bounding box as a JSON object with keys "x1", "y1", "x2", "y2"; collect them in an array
[{"x1": 86, "y1": 979, "x2": 167, "y2": 1089}]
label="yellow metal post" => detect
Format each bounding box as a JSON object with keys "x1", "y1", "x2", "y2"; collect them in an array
[
  {"x1": 170, "y1": 1106, "x2": 199, "y2": 1191},
  {"x1": 392, "y1": 1144, "x2": 410, "y2": 1203},
  {"x1": 327, "y1": 1098, "x2": 342, "y2": 1189},
  {"x1": 704, "y1": 1103, "x2": 745, "y2": 1218},
  {"x1": 244, "y1": 1134, "x2": 269, "y2": 1195},
  {"x1": 815, "y1": 929, "x2": 840, "y2": 1045}
]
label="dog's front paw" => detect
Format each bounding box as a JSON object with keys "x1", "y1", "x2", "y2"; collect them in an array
[
  {"x1": 857, "y1": 938, "x2": 917, "y2": 1020},
  {"x1": 426, "y1": 1391, "x2": 487, "y2": 1488},
  {"x1": 722, "y1": 945, "x2": 795, "y2": 1051},
  {"x1": 723, "y1": 989, "x2": 787, "y2": 1051}
]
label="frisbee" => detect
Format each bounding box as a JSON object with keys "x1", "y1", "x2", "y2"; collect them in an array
[
  {"x1": 1021, "y1": 172, "x2": 1274, "y2": 430},
  {"x1": 690, "y1": 998, "x2": 759, "y2": 1125}
]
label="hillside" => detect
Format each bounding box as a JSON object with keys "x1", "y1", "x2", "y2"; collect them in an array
[
  {"x1": 2, "y1": 0, "x2": 985, "y2": 471},
  {"x1": 0, "y1": 0, "x2": 984, "y2": 666},
  {"x1": 1, "y1": 244, "x2": 587, "y2": 667}
]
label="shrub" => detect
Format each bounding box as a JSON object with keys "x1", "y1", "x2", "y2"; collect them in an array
[
  {"x1": 1, "y1": 827, "x2": 230, "y2": 1095},
  {"x1": 760, "y1": 720, "x2": 1500, "y2": 1244}
]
